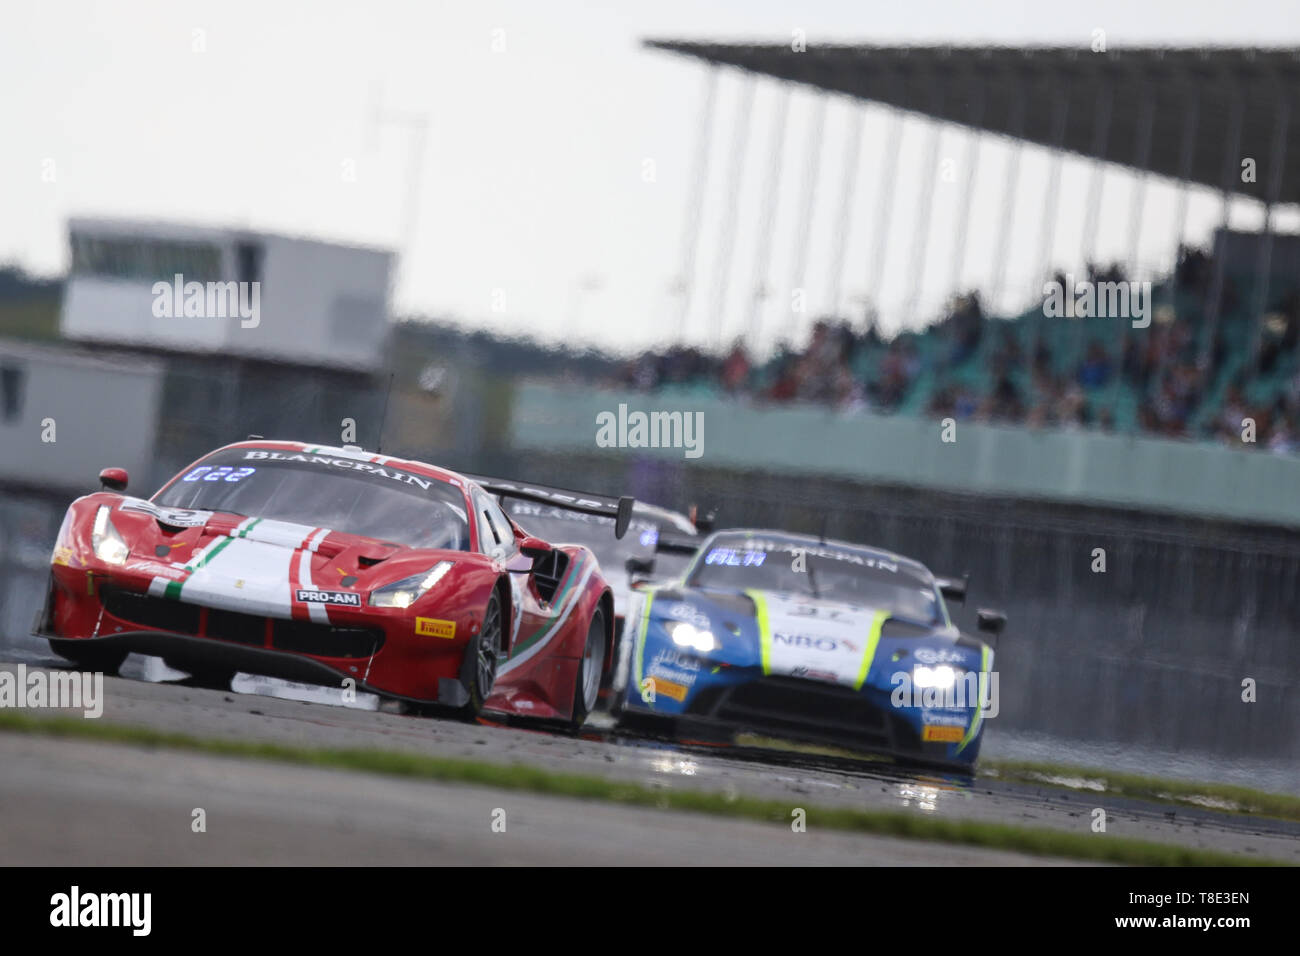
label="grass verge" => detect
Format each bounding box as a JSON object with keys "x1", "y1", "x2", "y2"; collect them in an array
[
  {"x1": 984, "y1": 760, "x2": 1300, "y2": 823},
  {"x1": 736, "y1": 732, "x2": 1300, "y2": 824},
  {"x1": 0, "y1": 711, "x2": 1282, "y2": 866}
]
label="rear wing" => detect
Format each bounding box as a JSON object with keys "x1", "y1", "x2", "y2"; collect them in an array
[{"x1": 466, "y1": 475, "x2": 635, "y2": 540}]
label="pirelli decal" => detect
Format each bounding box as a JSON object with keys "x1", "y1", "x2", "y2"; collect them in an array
[{"x1": 416, "y1": 617, "x2": 457, "y2": 639}]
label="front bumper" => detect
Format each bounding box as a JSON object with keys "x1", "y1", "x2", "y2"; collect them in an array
[
  {"x1": 39, "y1": 570, "x2": 470, "y2": 706},
  {"x1": 42, "y1": 630, "x2": 469, "y2": 707},
  {"x1": 628, "y1": 673, "x2": 984, "y2": 768}
]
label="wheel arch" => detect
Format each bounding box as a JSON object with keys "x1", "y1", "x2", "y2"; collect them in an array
[
  {"x1": 494, "y1": 574, "x2": 514, "y2": 644},
  {"x1": 597, "y1": 587, "x2": 616, "y2": 675}
]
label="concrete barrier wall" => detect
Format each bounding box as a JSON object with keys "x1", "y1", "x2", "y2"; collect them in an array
[
  {"x1": 509, "y1": 382, "x2": 1300, "y2": 529},
  {"x1": 493, "y1": 449, "x2": 1299, "y2": 760}
]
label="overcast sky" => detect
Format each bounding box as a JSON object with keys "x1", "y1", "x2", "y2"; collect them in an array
[{"x1": 4, "y1": 0, "x2": 1299, "y2": 356}]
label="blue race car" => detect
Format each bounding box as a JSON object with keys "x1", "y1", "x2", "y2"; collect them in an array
[{"x1": 609, "y1": 529, "x2": 1006, "y2": 770}]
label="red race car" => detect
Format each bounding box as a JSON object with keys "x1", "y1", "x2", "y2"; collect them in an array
[{"x1": 35, "y1": 440, "x2": 632, "y2": 727}]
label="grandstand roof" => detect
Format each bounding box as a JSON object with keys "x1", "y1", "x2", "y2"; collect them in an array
[{"x1": 645, "y1": 42, "x2": 1300, "y2": 205}]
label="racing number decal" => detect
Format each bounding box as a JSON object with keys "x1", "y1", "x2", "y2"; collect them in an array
[{"x1": 747, "y1": 591, "x2": 889, "y2": 691}]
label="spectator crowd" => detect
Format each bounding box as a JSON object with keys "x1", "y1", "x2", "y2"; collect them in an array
[{"x1": 619, "y1": 247, "x2": 1300, "y2": 455}]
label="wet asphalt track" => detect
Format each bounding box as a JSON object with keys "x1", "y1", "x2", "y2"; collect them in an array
[
  {"x1": 2, "y1": 652, "x2": 1297, "y2": 865},
  {"x1": 0, "y1": 734, "x2": 1090, "y2": 866}
]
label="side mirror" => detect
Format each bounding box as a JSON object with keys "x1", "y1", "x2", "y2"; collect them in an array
[
  {"x1": 519, "y1": 535, "x2": 553, "y2": 561},
  {"x1": 976, "y1": 608, "x2": 1007, "y2": 635},
  {"x1": 626, "y1": 556, "x2": 655, "y2": 587},
  {"x1": 690, "y1": 505, "x2": 716, "y2": 535},
  {"x1": 99, "y1": 467, "x2": 129, "y2": 492},
  {"x1": 937, "y1": 574, "x2": 969, "y2": 604}
]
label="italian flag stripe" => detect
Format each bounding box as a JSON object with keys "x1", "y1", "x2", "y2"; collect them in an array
[
  {"x1": 190, "y1": 534, "x2": 235, "y2": 571},
  {"x1": 164, "y1": 530, "x2": 240, "y2": 600},
  {"x1": 510, "y1": 555, "x2": 585, "y2": 655}
]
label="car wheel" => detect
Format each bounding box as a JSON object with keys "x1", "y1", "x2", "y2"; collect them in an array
[
  {"x1": 895, "y1": 753, "x2": 978, "y2": 777},
  {"x1": 455, "y1": 588, "x2": 503, "y2": 721},
  {"x1": 614, "y1": 709, "x2": 677, "y2": 741},
  {"x1": 568, "y1": 608, "x2": 605, "y2": 728},
  {"x1": 50, "y1": 640, "x2": 126, "y2": 675}
]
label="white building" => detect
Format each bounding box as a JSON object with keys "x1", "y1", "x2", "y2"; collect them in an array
[
  {"x1": 61, "y1": 218, "x2": 393, "y2": 372},
  {"x1": 0, "y1": 340, "x2": 164, "y2": 492}
]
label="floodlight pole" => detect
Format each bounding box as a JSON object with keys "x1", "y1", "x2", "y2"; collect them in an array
[
  {"x1": 710, "y1": 75, "x2": 756, "y2": 351},
  {"x1": 1080, "y1": 83, "x2": 1114, "y2": 278},
  {"x1": 788, "y1": 95, "x2": 828, "y2": 331},
  {"x1": 1202, "y1": 83, "x2": 1244, "y2": 369},
  {"x1": 1168, "y1": 84, "x2": 1199, "y2": 320},
  {"x1": 1077, "y1": 79, "x2": 1114, "y2": 358},
  {"x1": 675, "y1": 66, "x2": 720, "y2": 345},
  {"x1": 1249, "y1": 91, "x2": 1290, "y2": 371},
  {"x1": 1124, "y1": 83, "x2": 1157, "y2": 279},
  {"x1": 947, "y1": 75, "x2": 986, "y2": 301},
  {"x1": 368, "y1": 88, "x2": 430, "y2": 311},
  {"x1": 904, "y1": 81, "x2": 945, "y2": 326},
  {"x1": 989, "y1": 79, "x2": 1026, "y2": 315},
  {"x1": 865, "y1": 74, "x2": 906, "y2": 326},
  {"x1": 745, "y1": 84, "x2": 790, "y2": 348},
  {"x1": 1032, "y1": 83, "x2": 1070, "y2": 361},
  {"x1": 827, "y1": 103, "x2": 866, "y2": 317}
]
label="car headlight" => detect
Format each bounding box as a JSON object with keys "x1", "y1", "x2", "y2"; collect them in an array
[
  {"x1": 913, "y1": 664, "x2": 957, "y2": 689},
  {"x1": 369, "y1": 561, "x2": 453, "y2": 608},
  {"x1": 665, "y1": 620, "x2": 715, "y2": 652},
  {"x1": 91, "y1": 505, "x2": 129, "y2": 566}
]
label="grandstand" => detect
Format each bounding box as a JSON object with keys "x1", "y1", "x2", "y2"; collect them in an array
[
  {"x1": 620, "y1": 245, "x2": 1300, "y2": 451},
  {"x1": 630, "y1": 44, "x2": 1300, "y2": 454}
]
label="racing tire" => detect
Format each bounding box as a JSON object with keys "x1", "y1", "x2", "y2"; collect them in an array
[
  {"x1": 50, "y1": 640, "x2": 126, "y2": 675},
  {"x1": 613, "y1": 709, "x2": 678, "y2": 741},
  {"x1": 894, "y1": 752, "x2": 979, "y2": 777},
  {"x1": 454, "y1": 588, "x2": 503, "y2": 722},
  {"x1": 568, "y1": 608, "x2": 605, "y2": 729},
  {"x1": 609, "y1": 644, "x2": 677, "y2": 738},
  {"x1": 595, "y1": 616, "x2": 626, "y2": 702}
]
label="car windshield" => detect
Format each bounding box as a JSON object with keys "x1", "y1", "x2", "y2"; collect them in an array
[
  {"x1": 154, "y1": 449, "x2": 471, "y2": 551},
  {"x1": 688, "y1": 535, "x2": 942, "y2": 624},
  {"x1": 504, "y1": 502, "x2": 696, "y2": 582}
]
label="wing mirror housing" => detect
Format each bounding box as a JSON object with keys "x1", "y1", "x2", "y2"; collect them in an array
[
  {"x1": 626, "y1": 555, "x2": 656, "y2": 588},
  {"x1": 519, "y1": 535, "x2": 553, "y2": 561},
  {"x1": 937, "y1": 573, "x2": 969, "y2": 604},
  {"x1": 976, "y1": 608, "x2": 1007, "y2": 635},
  {"x1": 690, "y1": 506, "x2": 716, "y2": 534},
  {"x1": 98, "y1": 467, "x2": 129, "y2": 492}
]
